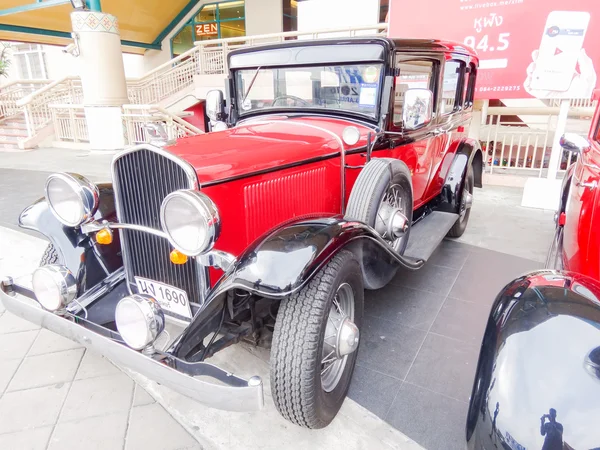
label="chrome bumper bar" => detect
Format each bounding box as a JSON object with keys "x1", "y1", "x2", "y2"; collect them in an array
[{"x1": 0, "y1": 281, "x2": 264, "y2": 413}]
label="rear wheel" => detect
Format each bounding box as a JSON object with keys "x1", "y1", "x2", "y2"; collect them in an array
[
  {"x1": 447, "y1": 165, "x2": 474, "y2": 238},
  {"x1": 270, "y1": 251, "x2": 364, "y2": 429}
]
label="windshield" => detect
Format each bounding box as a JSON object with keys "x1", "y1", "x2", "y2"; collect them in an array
[{"x1": 235, "y1": 63, "x2": 384, "y2": 119}]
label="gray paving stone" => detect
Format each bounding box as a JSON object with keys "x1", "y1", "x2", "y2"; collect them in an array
[
  {"x1": 0, "y1": 311, "x2": 40, "y2": 334},
  {"x1": 59, "y1": 372, "x2": 134, "y2": 422},
  {"x1": 0, "y1": 426, "x2": 53, "y2": 450},
  {"x1": 75, "y1": 350, "x2": 121, "y2": 380},
  {"x1": 48, "y1": 411, "x2": 128, "y2": 450},
  {"x1": 405, "y1": 333, "x2": 479, "y2": 402},
  {"x1": 133, "y1": 384, "x2": 156, "y2": 407},
  {"x1": 0, "y1": 329, "x2": 38, "y2": 360},
  {"x1": 28, "y1": 328, "x2": 83, "y2": 356},
  {"x1": 8, "y1": 348, "x2": 84, "y2": 392},
  {"x1": 0, "y1": 358, "x2": 21, "y2": 393},
  {"x1": 125, "y1": 403, "x2": 200, "y2": 450},
  {"x1": 0, "y1": 383, "x2": 70, "y2": 434}
]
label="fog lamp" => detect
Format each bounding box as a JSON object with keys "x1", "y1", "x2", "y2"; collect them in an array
[
  {"x1": 32, "y1": 265, "x2": 77, "y2": 312},
  {"x1": 115, "y1": 294, "x2": 165, "y2": 350}
]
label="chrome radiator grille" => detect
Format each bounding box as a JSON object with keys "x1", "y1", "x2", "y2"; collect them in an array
[{"x1": 113, "y1": 148, "x2": 203, "y2": 308}]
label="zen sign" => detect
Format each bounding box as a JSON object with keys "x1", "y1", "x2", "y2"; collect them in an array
[
  {"x1": 196, "y1": 23, "x2": 218, "y2": 37},
  {"x1": 388, "y1": 0, "x2": 600, "y2": 99}
]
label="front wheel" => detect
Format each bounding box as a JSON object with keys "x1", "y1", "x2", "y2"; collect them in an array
[{"x1": 270, "y1": 250, "x2": 364, "y2": 429}]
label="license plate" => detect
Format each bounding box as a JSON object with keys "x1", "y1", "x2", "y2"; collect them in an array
[{"x1": 135, "y1": 277, "x2": 192, "y2": 319}]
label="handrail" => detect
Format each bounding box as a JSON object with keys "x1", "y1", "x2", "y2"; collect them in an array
[
  {"x1": 17, "y1": 76, "x2": 79, "y2": 107},
  {"x1": 0, "y1": 79, "x2": 50, "y2": 92},
  {"x1": 122, "y1": 103, "x2": 204, "y2": 135}
]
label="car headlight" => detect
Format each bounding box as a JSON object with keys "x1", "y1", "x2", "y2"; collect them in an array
[
  {"x1": 115, "y1": 294, "x2": 165, "y2": 350},
  {"x1": 45, "y1": 173, "x2": 99, "y2": 227},
  {"x1": 32, "y1": 265, "x2": 77, "y2": 312},
  {"x1": 160, "y1": 190, "x2": 220, "y2": 256}
]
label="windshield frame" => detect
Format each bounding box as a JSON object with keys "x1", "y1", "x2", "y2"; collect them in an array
[{"x1": 231, "y1": 61, "x2": 386, "y2": 123}]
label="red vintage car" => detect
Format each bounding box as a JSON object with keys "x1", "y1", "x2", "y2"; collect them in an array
[
  {"x1": 548, "y1": 89, "x2": 600, "y2": 278},
  {"x1": 1, "y1": 38, "x2": 482, "y2": 428}
]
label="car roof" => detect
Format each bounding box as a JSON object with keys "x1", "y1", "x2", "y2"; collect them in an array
[{"x1": 227, "y1": 37, "x2": 478, "y2": 61}]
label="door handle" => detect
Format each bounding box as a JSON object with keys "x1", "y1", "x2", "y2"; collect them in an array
[{"x1": 576, "y1": 180, "x2": 597, "y2": 190}]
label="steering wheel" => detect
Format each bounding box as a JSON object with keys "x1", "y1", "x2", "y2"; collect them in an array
[{"x1": 271, "y1": 95, "x2": 311, "y2": 107}]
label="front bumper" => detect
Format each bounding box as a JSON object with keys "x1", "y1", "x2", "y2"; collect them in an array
[{"x1": 0, "y1": 280, "x2": 264, "y2": 413}]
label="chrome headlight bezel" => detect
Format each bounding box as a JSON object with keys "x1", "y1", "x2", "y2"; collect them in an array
[
  {"x1": 45, "y1": 173, "x2": 99, "y2": 227},
  {"x1": 32, "y1": 264, "x2": 77, "y2": 312},
  {"x1": 159, "y1": 189, "x2": 221, "y2": 256},
  {"x1": 115, "y1": 294, "x2": 165, "y2": 350}
]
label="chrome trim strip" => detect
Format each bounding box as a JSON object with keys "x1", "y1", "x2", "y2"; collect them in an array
[
  {"x1": 82, "y1": 221, "x2": 168, "y2": 239},
  {"x1": 0, "y1": 285, "x2": 264, "y2": 412}
]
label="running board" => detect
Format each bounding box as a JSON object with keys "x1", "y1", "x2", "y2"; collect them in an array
[{"x1": 404, "y1": 211, "x2": 459, "y2": 262}]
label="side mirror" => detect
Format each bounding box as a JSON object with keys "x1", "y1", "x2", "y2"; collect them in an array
[
  {"x1": 206, "y1": 90, "x2": 225, "y2": 123},
  {"x1": 402, "y1": 89, "x2": 433, "y2": 131},
  {"x1": 560, "y1": 133, "x2": 591, "y2": 154}
]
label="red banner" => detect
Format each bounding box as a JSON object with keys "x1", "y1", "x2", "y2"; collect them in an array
[{"x1": 388, "y1": 0, "x2": 600, "y2": 99}]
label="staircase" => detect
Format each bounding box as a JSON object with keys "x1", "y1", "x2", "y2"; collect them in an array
[{"x1": 0, "y1": 113, "x2": 28, "y2": 150}]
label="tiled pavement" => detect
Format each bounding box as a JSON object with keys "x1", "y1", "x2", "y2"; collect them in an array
[
  {"x1": 348, "y1": 236, "x2": 545, "y2": 449},
  {"x1": 0, "y1": 306, "x2": 200, "y2": 450}
]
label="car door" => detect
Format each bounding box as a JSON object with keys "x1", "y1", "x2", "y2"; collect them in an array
[
  {"x1": 386, "y1": 54, "x2": 445, "y2": 208},
  {"x1": 421, "y1": 56, "x2": 471, "y2": 202},
  {"x1": 562, "y1": 101, "x2": 600, "y2": 278}
]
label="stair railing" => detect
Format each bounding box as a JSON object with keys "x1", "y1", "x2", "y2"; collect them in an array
[
  {"x1": 122, "y1": 104, "x2": 204, "y2": 146},
  {"x1": 16, "y1": 76, "x2": 83, "y2": 138},
  {"x1": 0, "y1": 79, "x2": 51, "y2": 119}
]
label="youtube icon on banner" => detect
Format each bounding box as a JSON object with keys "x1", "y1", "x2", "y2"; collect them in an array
[{"x1": 387, "y1": 0, "x2": 599, "y2": 100}]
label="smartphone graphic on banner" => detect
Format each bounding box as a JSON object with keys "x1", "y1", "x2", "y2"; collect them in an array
[{"x1": 530, "y1": 11, "x2": 590, "y2": 92}]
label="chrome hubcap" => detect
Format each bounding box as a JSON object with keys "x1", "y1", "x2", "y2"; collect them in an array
[
  {"x1": 321, "y1": 283, "x2": 358, "y2": 393},
  {"x1": 375, "y1": 184, "x2": 409, "y2": 251}
]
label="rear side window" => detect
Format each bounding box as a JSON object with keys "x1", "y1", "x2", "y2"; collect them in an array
[
  {"x1": 463, "y1": 63, "x2": 476, "y2": 109},
  {"x1": 441, "y1": 60, "x2": 464, "y2": 115},
  {"x1": 595, "y1": 119, "x2": 600, "y2": 144},
  {"x1": 393, "y1": 59, "x2": 435, "y2": 126}
]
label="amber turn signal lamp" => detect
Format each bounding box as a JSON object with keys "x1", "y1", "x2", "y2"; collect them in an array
[
  {"x1": 96, "y1": 228, "x2": 113, "y2": 245},
  {"x1": 170, "y1": 249, "x2": 188, "y2": 265}
]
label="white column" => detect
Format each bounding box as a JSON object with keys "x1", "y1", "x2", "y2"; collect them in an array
[
  {"x1": 71, "y1": 11, "x2": 128, "y2": 151},
  {"x1": 547, "y1": 99, "x2": 570, "y2": 180}
]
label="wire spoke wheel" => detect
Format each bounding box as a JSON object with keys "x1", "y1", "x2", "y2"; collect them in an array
[
  {"x1": 375, "y1": 183, "x2": 410, "y2": 252},
  {"x1": 321, "y1": 282, "x2": 356, "y2": 392}
]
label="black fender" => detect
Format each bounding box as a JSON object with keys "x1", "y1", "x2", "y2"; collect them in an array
[
  {"x1": 466, "y1": 270, "x2": 600, "y2": 450},
  {"x1": 19, "y1": 183, "x2": 123, "y2": 294},
  {"x1": 172, "y1": 216, "x2": 423, "y2": 359},
  {"x1": 438, "y1": 138, "x2": 483, "y2": 214}
]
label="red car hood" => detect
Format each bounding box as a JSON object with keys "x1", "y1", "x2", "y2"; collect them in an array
[{"x1": 167, "y1": 117, "x2": 370, "y2": 185}]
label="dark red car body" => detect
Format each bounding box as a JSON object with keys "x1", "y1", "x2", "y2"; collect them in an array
[{"x1": 554, "y1": 89, "x2": 600, "y2": 279}]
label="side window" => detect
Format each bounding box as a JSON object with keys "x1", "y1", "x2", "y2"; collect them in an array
[
  {"x1": 441, "y1": 60, "x2": 464, "y2": 115},
  {"x1": 595, "y1": 120, "x2": 600, "y2": 144},
  {"x1": 463, "y1": 63, "x2": 477, "y2": 109},
  {"x1": 393, "y1": 59, "x2": 435, "y2": 126}
]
